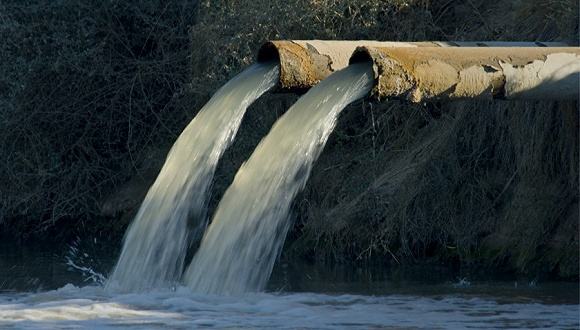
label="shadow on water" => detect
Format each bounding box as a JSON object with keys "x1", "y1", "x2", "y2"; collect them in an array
[
  {"x1": 0, "y1": 238, "x2": 117, "y2": 292},
  {"x1": 1, "y1": 238, "x2": 578, "y2": 305},
  {"x1": 268, "y1": 260, "x2": 580, "y2": 305}
]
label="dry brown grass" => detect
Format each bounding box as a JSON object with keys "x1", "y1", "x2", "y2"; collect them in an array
[
  {"x1": 293, "y1": 100, "x2": 578, "y2": 276},
  {"x1": 0, "y1": 0, "x2": 198, "y2": 235},
  {"x1": 189, "y1": 0, "x2": 578, "y2": 276},
  {"x1": 0, "y1": 0, "x2": 577, "y2": 276}
]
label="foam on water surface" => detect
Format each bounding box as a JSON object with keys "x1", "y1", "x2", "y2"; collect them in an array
[{"x1": 0, "y1": 285, "x2": 578, "y2": 329}]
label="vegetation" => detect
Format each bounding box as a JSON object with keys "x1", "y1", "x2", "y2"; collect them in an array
[
  {"x1": 0, "y1": 0, "x2": 198, "y2": 235},
  {"x1": 0, "y1": 0, "x2": 578, "y2": 278}
]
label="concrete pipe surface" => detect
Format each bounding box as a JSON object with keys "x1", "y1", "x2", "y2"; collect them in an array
[
  {"x1": 349, "y1": 47, "x2": 580, "y2": 102},
  {"x1": 257, "y1": 40, "x2": 573, "y2": 91}
]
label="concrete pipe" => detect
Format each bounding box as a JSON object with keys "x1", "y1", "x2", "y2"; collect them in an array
[
  {"x1": 256, "y1": 40, "x2": 573, "y2": 91},
  {"x1": 349, "y1": 47, "x2": 580, "y2": 102}
]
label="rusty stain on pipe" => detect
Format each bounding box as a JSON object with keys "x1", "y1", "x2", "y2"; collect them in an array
[
  {"x1": 257, "y1": 40, "x2": 573, "y2": 91},
  {"x1": 257, "y1": 40, "x2": 433, "y2": 90},
  {"x1": 349, "y1": 47, "x2": 580, "y2": 102}
]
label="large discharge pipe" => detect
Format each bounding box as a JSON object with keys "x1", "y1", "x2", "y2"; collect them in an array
[
  {"x1": 349, "y1": 47, "x2": 580, "y2": 101},
  {"x1": 256, "y1": 40, "x2": 571, "y2": 92}
]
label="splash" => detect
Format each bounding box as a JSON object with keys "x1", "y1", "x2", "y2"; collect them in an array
[
  {"x1": 65, "y1": 237, "x2": 107, "y2": 286},
  {"x1": 107, "y1": 63, "x2": 279, "y2": 291},
  {"x1": 1, "y1": 286, "x2": 578, "y2": 329},
  {"x1": 184, "y1": 63, "x2": 374, "y2": 294}
]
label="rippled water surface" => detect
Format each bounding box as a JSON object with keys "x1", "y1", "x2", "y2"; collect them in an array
[
  {"x1": 1, "y1": 285, "x2": 578, "y2": 329},
  {"x1": 1, "y1": 241, "x2": 578, "y2": 329}
]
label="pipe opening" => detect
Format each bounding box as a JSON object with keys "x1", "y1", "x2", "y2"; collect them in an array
[
  {"x1": 256, "y1": 42, "x2": 285, "y2": 90},
  {"x1": 257, "y1": 42, "x2": 280, "y2": 63},
  {"x1": 349, "y1": 48, "x2": 374, "y2": 65}
]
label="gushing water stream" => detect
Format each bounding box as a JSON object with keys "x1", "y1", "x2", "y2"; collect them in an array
[
  {"x1": 1, "y1": 61, "x2": 577, "y2": 329},
  {"x1": 107, "y1": 63, "x2": 279, "y2": 291},
  {"x1": 184, "y1": 63, "x2": 374, "y2": 294}
]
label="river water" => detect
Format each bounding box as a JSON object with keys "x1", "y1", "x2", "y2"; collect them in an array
[{"x1": 0, "y1": 240, "x2": 578, "y2": 329}]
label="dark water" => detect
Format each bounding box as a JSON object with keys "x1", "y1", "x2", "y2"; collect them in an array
[
  {"x1": 0, "y1": 239, "x2": 578, "y2": 329},
  {"x1": 0, "y1": 238, "x2": 115, "y2": 292}
]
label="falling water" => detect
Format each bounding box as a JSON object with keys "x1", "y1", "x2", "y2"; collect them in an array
[
  {"x1": 184, "y1": 63, "x2": 374, "y2": 294},
  {"x1": 106, "y1": 62, "x2": 279, "y2": 291}
]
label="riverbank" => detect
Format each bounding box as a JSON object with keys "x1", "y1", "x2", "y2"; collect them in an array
[{"x1": 0, "y1": 0, "x2": 578, "y2": 279}]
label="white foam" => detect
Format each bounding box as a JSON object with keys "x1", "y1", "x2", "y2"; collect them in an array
[{"x1": 1, "y1": 286, "x2": 577, "y2": 329}]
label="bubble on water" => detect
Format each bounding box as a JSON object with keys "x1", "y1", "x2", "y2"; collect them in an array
[{"x1": 453, "y1": 277, "x2": 471, "y2": 288}]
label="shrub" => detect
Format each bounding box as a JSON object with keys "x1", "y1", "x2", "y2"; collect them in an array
[
  {"x1": 0, "y1": 0, "x2": 198, "y2": 235},
  {"x1": 0, "y1": 0, "x2": 577, "y2": 276}
]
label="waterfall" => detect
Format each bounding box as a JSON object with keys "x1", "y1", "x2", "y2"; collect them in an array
[
  {"x1": 184, "y1": 63, "x2": 374, "y2": 294},
  {"x1": 106, "y1": 62, "x2": 279, "y2": 291}
]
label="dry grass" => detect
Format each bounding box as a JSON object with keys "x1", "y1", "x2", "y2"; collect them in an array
[
  {"x1": 188, "y1": 0, "x2": 578, "y2": 276},
  {"x1": 0, "y1": 0, "x2": 198, "y2": 235},
  {"x1": 293, "y1": 100, "x2": 578, "y2": 276},
  {"x1": 0, "y1": 0, "x2": 578, "y2": 276}
]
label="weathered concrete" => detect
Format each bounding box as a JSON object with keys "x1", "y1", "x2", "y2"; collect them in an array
[
  {"x1": 349, "y1": 47, "x2": 580, "y2": 102},
  {"x1": 257, "y1": 41, "x2": 430, "y2": 90},
  {"x1": 257, "y1": 40, "x2": 573, "y2": 91}
]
